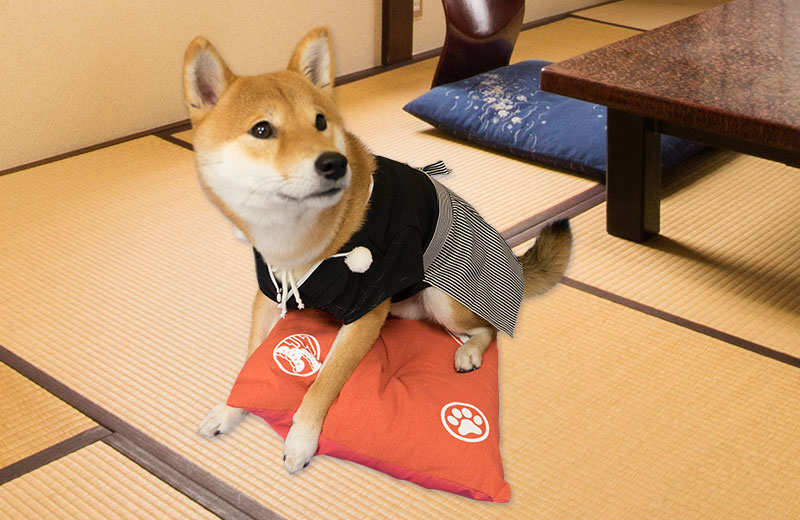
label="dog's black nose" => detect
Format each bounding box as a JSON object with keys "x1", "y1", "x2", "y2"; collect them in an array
[{"x1": 315, "y1": 152, "x2": 348, "y2": 181}]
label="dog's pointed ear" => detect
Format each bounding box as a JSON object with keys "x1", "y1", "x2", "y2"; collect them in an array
[
  {"x1": 183, "y1": 37, "x2": 236, "y2": 124},
  {"x1": 288, "y1": 27, "x2": 334, "y2": 94}
]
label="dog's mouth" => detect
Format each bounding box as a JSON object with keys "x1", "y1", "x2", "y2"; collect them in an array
[
  {"x1": 278, "y1": 187, "x2": 343, "y2": 203},
  {"x1": 309, "y1": 187, "x2": 343, "y2": 198}
]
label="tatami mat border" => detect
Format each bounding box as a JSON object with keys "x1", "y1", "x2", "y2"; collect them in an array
[
  {"x1": 0, "y1": 344, "x2": 283, "y2": 520},
  {"x1": 104, "y1": 434, "x2": 269, "y2": 520},
  {"x1": 569, "y1": 14, "x2": 644, "y2": 32},
  {"x1": 502, "y1": 184, "x2": 605, "y2": 247},
  {"x1": 155, "y1": 126, "x2": 193, "y2": 151},
  {"x1": 561, "y1": 277, "x2": 800, "y2": 370},
  {"x1": 0, "y1": 120, "x2": 192, "y2": 177},
  {"x1": 0, "y1": 426, "x2": 110, "y2": 486}
]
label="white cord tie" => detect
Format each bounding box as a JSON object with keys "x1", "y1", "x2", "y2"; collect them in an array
[
  {"x1": 266, "y1": 266, "x2": 303, "y2": 318},
  {"x1": 265, "y1": 246, "x2": 372, "y2": 319}
]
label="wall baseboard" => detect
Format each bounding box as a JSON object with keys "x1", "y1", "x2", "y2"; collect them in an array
[{"x1": 0, "y1": 120, "x2": 191, "y2": 177}]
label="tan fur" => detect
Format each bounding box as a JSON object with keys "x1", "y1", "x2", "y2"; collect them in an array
[
  {"x1": 519, "y1": 220, "x2": 573, "y2": 297},
  {"x1": 183, "y1": 37, "x2": 236, "y2": 123},
  {"x1": 247, "y1": 291, "x2": 281, "y2": 359},
  {"x1": 183, "y1": 31, "x2": 375, "y2": 271},
  {"x1": 295, "y1": 300, "x2": 389, "y2": 424},
  {"x1": 283, "y1": 299, "x2": 390, "y2": 469},
  {"x1": 186, "y1": 27, "x2": 572, "y2": 473},
  {"x1": 287, "y1": 27, "x2": 335, "y2": 94}
]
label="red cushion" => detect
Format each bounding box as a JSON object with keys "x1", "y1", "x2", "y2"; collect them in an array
[{"x1": 227, "y1": 309, "x2": 510, "y2": 502}]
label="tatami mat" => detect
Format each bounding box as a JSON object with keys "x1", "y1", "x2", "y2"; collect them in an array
[
  {"x1": 172, "y1": 129, "x2": 192, "y2": 144},
  {"x1": 0, "y1": 442, "x2": 218, "y2": 519},
  {"x1": 4, "y1": 173, "x2": 800, "y2": 519},
  {"x1": 511, "y1": 17, "x2": 640, "y2": 61},
  {"x1": 562, "y1": 150, "x2": 800, "y2": 358},
  {"x1": 575, "y1": 0, "x2": 730, "y2": 30},
  {"x1": 3, "y1": 11, "x2": 797, "y2": 519},
  {"x1": 500, "y1": 284, "x2": 800, "y2": 519},
  {"x1": 0, "y1": 136, "x2": 255, "y2": 445},
  {"x1": 0, "y1": 362, "x2": 96, "y2": 470}
]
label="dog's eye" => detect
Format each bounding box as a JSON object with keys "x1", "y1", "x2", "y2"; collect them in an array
[
  {"x1": 249, "y1": 121, "x2": 274, "y2": 139},
  {"x1": 315, "y1": 114, "x2": 327, "y2": 131}
]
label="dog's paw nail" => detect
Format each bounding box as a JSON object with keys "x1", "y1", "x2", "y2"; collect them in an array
[
  {"x1": 303, "y1": 462, "x2": 310, "y2": 468},
  {"x1": 283, "y1": 423, "x2": 319, "y2": 473},
  {"x1": 454, "y1": 344, "x2": 484, "y2": 373},
  {"x1": 198, "y1": 404, "x2": 246, "y2": 438}
]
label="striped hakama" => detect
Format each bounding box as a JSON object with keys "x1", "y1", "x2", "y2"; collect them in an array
[{"x1": 422, "y1": 180, "x2": 523, "y2": 336}]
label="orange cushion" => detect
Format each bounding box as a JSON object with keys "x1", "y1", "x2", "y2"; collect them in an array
[{"x1": 227, "y1": 309, "x2": 510, "y2": 502}]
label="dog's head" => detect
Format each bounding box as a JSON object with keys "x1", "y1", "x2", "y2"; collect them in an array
[{"x1": 183, "y1": 28, "x2": 358, "y2": 239}]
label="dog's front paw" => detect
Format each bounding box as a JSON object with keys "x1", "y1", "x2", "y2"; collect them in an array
[
  {"x1": 198, "y1": 403, "x2": 247, "y2": 437},
  {"x1": 454, "y1": 343, "x2": 483, "y2": 373},
  {"x1": 283, "y1": 421, "x2": 320, "y2": 474}
]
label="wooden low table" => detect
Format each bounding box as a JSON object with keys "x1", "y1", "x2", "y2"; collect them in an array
[{"x1": 541, "y1": 0, "x2": 800, "y2": 242}]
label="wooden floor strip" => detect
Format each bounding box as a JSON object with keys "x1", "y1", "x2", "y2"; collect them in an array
[
  {"x1": 502, "y1": 184, "x2": 606, "y2": 247},
  {"x1": 0, "y1": 362, "x2": 97, "y2": 471},
  {"x1": 104, "y1": 434, "x2": 271, "y2": 520},
  {"x1": 0, "y1": 426, "x2": 110, "y2": 485},
  {"x1": 155, "y1": 124, "x2": 193, "y2": 151}
]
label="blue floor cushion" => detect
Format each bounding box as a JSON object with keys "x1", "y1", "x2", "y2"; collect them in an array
[{"x1": 403, "y1": 60, "x2": 705, "y2": 180}]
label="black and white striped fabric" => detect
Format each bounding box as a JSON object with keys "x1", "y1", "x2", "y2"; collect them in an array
[
  {"x1": 422, "y1": 179, "x2": 524, "y2": 336},
  {"x1": 417, "y1": 160, "x2": 452, "y2": 176}
]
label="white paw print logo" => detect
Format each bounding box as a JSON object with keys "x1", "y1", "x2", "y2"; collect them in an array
[
  {"x1": 440, "y1": 402, "x2": 489, "y2": 443},
  {"x1": 273, "y1": 334, "x2": 322, "y2": 377}
]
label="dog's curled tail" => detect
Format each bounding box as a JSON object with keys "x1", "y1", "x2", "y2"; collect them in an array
[{"x1": 518, "y1": 219, "x2": 572, "y2": 298}]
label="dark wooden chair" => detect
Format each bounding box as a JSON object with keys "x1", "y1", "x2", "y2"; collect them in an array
[{"x1": 431, "y1": 0, "x2": 525, "y2": 87}]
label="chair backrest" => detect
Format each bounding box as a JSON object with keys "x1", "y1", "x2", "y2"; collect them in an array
[{"x1": 431, "y1": 0, "x2": 525, "y2": 87}]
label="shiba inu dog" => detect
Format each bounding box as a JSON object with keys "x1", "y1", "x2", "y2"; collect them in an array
[{"x1": 185, "y1": 27, "x2": 572, "y2": 474}]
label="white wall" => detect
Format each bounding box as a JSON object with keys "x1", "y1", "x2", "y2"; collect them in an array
[
  {"x1": 0, "y1": 0, "x2": 378, "y2": 171},
  {"x1": 1, "y1": 0, "x2": 603, "y2": 171}
]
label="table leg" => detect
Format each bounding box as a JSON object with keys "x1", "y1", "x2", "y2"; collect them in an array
[{"x1": 606, "y1": 109, "x2": 662, "y2": 242}]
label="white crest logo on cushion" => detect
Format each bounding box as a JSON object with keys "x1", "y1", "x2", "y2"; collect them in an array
[
  {"x1": 273, "y1": 334, "x2": 322, "y2": 377},
  {"x1": 440, "y1": 402, "x2": 489, "y2": 443}
]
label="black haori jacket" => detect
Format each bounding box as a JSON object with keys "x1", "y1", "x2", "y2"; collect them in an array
[{"x1": 254, "y1": 156, "x2": 523, "y2": 335}]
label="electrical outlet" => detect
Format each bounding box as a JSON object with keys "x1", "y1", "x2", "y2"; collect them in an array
[{"x1": 413, "y1": 0, "x2": 423, "y2": 19}]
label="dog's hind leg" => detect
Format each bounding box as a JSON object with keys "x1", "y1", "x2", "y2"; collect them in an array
[
  {"x1": 198, "y1": 290, "x2": 280, "y2": 438},
  {"x1": 421, "y1": 287, "x2": 497, "y2": 373},
  {"x1": 453, "y1": 327, "x2": 495, "y2": 373}
]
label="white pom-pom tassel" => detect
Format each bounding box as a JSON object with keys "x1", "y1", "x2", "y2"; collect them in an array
[{"x1": 344, "y1": 246, "x2": 372, "y2": 273}]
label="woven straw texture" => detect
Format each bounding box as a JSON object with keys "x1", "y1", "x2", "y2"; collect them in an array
[
  {"x1": 0, "y1": 363, "x2": 96, "y2": 469},
  {"x1": 4, "y1": 12, "x2": 798, "y2": 519},
  {"x1": 0, "y1": 443, "x2": 218, "y2": 519},
  {"x1": 565, "y1": 150, "x2": 800, "y2": 357},
  {"x1": 575, "y1": 0, "x2": 731, "y2": 30}
]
